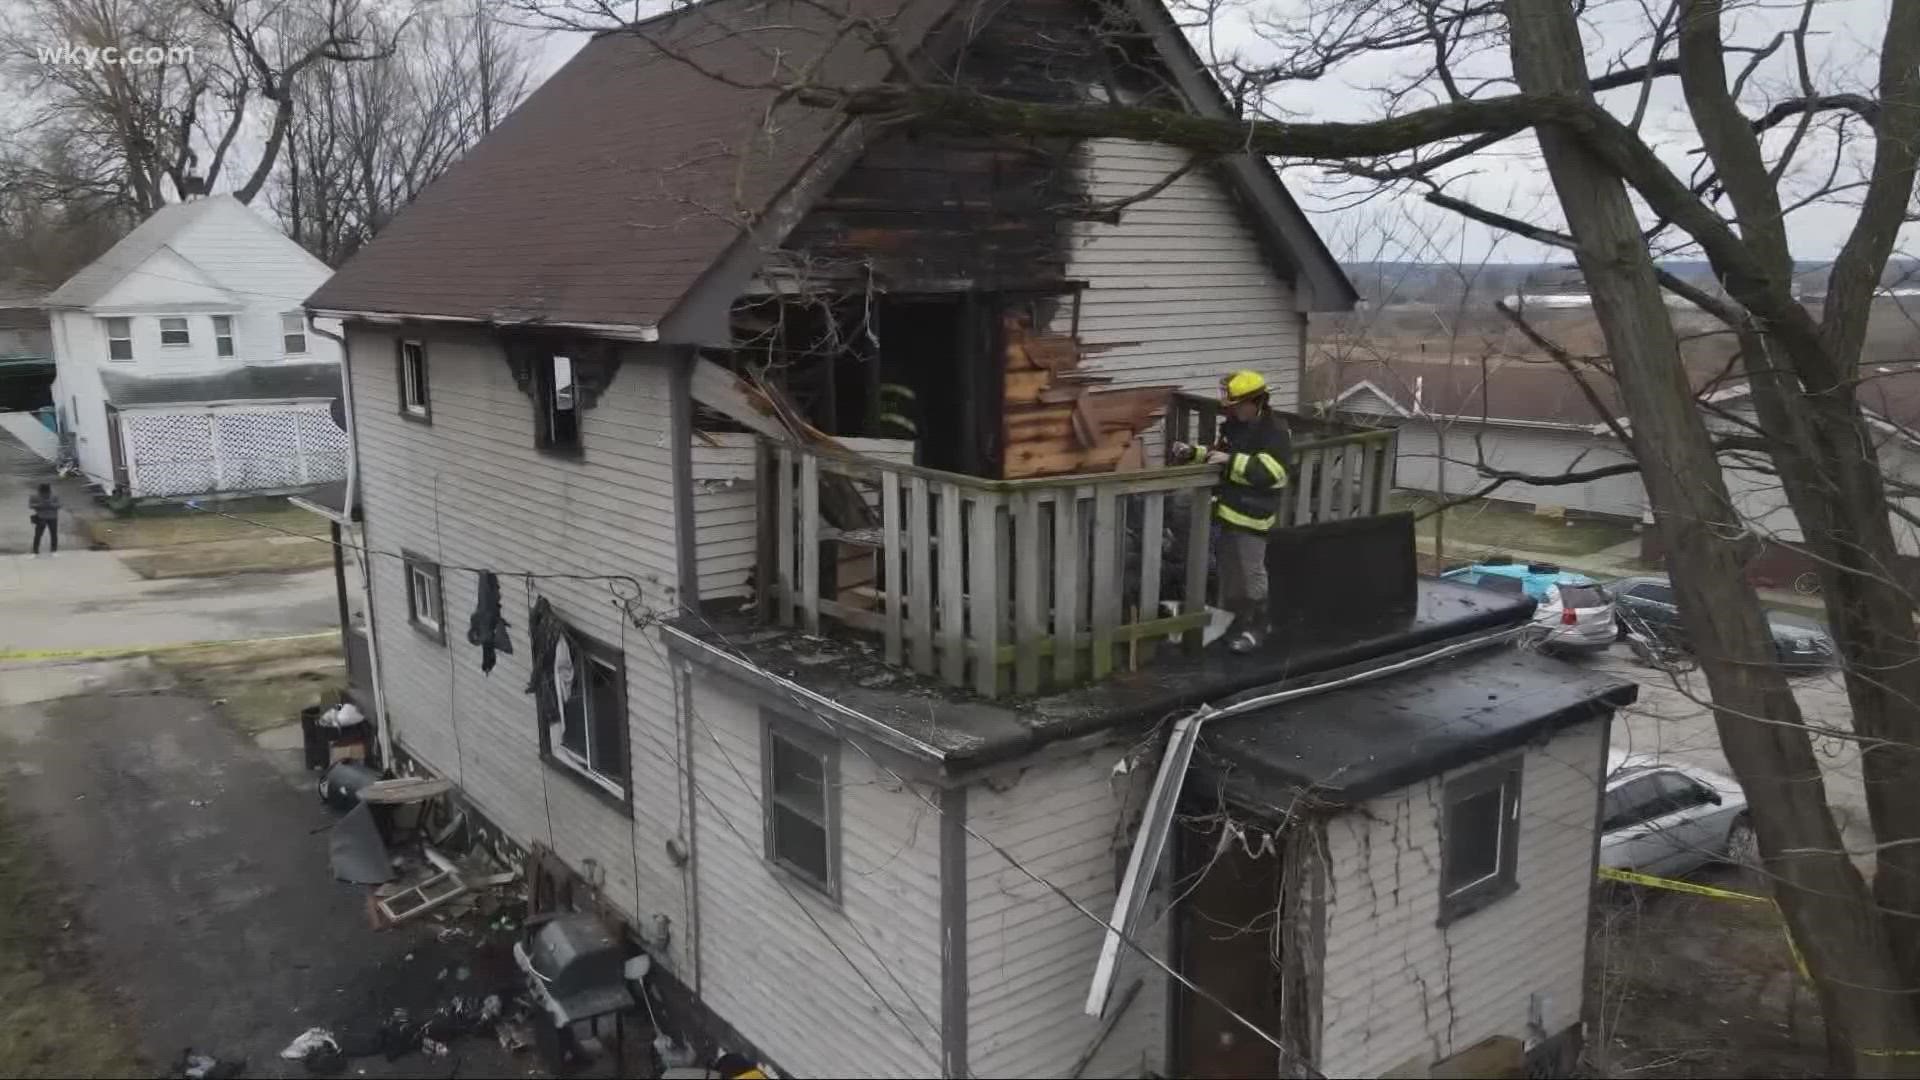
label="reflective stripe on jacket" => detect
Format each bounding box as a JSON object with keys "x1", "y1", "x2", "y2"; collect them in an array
[{"x1": 1190, "y1": 412, "x2": 1292, "y2": 533}]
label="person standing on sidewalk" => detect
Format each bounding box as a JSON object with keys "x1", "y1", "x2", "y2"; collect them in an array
[
  {"x1": 28, "y1": 482, "x2": 59, "y2": 555},
  {"x1": 1170, "y1": 370, "x2": 1292, "y2": 652}
]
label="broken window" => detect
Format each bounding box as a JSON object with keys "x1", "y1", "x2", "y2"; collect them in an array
[
  {"x1": 404, "y1": 554, "x2": 444, "y2": 642},
  {"x1": 213, "y1": 315, "x2": 235, "y2": 358},
  {"x1": 398, "y1": 340, "x2": 430, "y2": 421},
  {"x1": 540, "y1": 627, "x2": 627, "y2": 798},
  {"x1": 159, "y1": 316, "x2": 191, "y2": 347},
  {"x1": 1439, "y1": 759, "x2": 1522, "y2": 925},
  {"x1": 763, "y1": 716, "x2": 838, "y2": 897},
  {"x1": 103, "y1": 317, "x2": 133, "y2": 361},
  {"x1": 536, "y1": 353, "x2": 581, "y2": 452}
]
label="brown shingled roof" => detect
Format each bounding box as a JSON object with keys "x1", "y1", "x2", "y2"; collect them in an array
[{"x1": 306, "y1": 0, "x2": 951, "y2": 331}]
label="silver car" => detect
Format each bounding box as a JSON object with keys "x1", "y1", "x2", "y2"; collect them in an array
[
  {"x1": 1600, "y1": 750, "x2": 1755, "y2": 875},
  {"x1": 1440, "y1": 562, "x2": 1617, "y2": 654}
]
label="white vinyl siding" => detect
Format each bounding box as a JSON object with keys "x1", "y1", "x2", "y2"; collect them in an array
[
  {"x1": 348, "y1": 324, "x2": 690, "y2": 973},
  {"x1": 1316, "y1": 719, "x2": 1606, "y2": 1078},
  {"x1": 1388, "y1": 419, "x2": 1647, "y2": 520},
  {"x1": 686, "y1": 675, "x2": 944, "y2": 1077},
  {"x1": 1065, "y1": 139, "x2": 1306, "y2": 412},
  {"x1": 966, "y1": 745, "x2": 1167, "y2": 1078}
]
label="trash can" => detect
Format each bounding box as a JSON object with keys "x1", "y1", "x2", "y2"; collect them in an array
[
  {"x1": 300, "y1": 705, "x2": 331, "y2": 771},
  {"x1": 301, "y1": 702, "x2": 371, "y2": 770}
]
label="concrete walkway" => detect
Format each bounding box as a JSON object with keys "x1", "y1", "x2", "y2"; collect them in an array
[{"x1": 0, "y1": 429, "x2": 339, "y2": 656}]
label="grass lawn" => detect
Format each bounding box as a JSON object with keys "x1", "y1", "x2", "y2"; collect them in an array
[
  {"x1": 120, "y1": 536, "x2": 334, "y2": 579},
  {"x1": 84, "y1": 499, "x2": 328, "y2": 551},
  {"x1": 1396, "y1": 493, "x2": 1639, "y2": 558},
  {"x1": 0, "y1": 797, "x2": 141, "y2": 1078},
  {"x1": 154, "y1": 634, "x2": 348, "y2": 735}
]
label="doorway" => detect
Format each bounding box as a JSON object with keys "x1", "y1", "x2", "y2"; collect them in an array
[{"x1": 1175, "y1": 814, "x2": 1287, "y2": 1078}]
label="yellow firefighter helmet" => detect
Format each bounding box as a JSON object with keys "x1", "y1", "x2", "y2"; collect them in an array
[{"x1": 1221, "y1": 370, "x2": 1269, "y2": 405}]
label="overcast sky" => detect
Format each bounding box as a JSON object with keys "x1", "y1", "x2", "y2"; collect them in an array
[{"x1": 520, "y1": 0, "x2": 1905, "y2": 266}]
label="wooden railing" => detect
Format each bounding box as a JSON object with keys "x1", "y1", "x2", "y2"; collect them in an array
[
  {"x1": 754, "y1": 406, "x2": 1397, "y2": 699},
  {"x1": 1163, "y1": 393, "x2": 1398, "y2": 526},
  {"x1": 757, "y1": 441, "x2": 1220, "y2": 698}
]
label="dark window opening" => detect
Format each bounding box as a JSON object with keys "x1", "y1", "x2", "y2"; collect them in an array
[
  {"x1": 537, "y1": 353, "x2": 582, "y2": 451},
  {"x1": 1439, "y1": 760, "x2": 1522, "y2": 924},
  {"x1": 399, "y1": 340, "x2": 430, "y2": 420},
  {"x1": 1559, "y1": 584, "x2": 1608, "y2": 608}
]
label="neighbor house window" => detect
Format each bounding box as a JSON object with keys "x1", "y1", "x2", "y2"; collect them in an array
[
  {"x1": 103, "y1": 317, "x2": 133, "y2": 361},
  {"x1": 159, "y1": 316, "x2": 190, "y2": 346},
  {"x1": 398, "y1": 340, "x2": 430, "y2": 421},
  {"x1": 282, "y1": 312, "x2": 307, "y2": 355},
  {"x1": 539, "y1": 628, "x2": 628, "y2": 798},
  {"x1": 763, "y1": 718, "x2": 838, "y2": 897},
  {"x1": 536, "y1": 353, "x2": 581, "y2": 452},
  {"x1": 403, "y1": 554, "x2": 444, "y2": 642},
  {"x1": 1438, "y1": 759, "x2": 1522, "y2": 924},
  {"x1": 213, "y1": 315, "x2": 234, "y2": 358}
]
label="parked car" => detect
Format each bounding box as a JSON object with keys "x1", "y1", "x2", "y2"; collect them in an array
[
  {"x1": 1440, "y1": 559, "x2": 1617, "y2": 653},
  {"x1": 1601, "y1": 750, "x2": 1754, "y2": 875},
  {"x1": 1610, "y1": 574, "x2": 1835, "y2": 670}
]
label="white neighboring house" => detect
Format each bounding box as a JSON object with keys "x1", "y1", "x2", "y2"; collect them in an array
[{"x1": 44, "y1": 195, "x2": 346, "y2": 498}]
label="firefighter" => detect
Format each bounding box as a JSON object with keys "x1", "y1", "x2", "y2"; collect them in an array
[{"x1": 1170, "y1": 370, "x2": 1292, "y2": 652}]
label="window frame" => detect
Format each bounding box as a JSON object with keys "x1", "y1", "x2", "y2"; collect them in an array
[
  {"x1": 281, "y1": 312, "x2": 308, "y2": 356},
  {"x1": 761, "y1": 714, "x2": 841, "y2": 900},
  {"x1": 402, "y1": 552, "x2": 445, "y2": 643},
  {"x1": 397, "y1": 340, "x2": 431, "y2": 423},
  {"x1": 537, "y1": 626, "x2": 630, "y2": 805},
  {"x1": 534, "y1": 352, "x2": 583, "y2": 455},
  {"x1": 212, "y1": 315, "x2": 235, "y2": 358},
  {"x1": 103, "y1": 316, "x2": 134, "y2": 362},
  {"x1": 158, "y1": 316, "x2": 191, "y2": 348},
  {"x1": 1438, "y1": 758, "x2": 1523, "y2": 926}
]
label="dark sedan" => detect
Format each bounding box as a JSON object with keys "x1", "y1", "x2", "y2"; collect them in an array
[{"x1": 1611, "y1": 575, "x2": 1835, "y2": 670}]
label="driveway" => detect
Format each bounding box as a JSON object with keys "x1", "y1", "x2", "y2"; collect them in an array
[
  {"x1": 0, "y1": 430, "x2": 338, "y2": 658},
  {"x1": 1575, "y1": 643, "x2": 1876, "y2": 863}
]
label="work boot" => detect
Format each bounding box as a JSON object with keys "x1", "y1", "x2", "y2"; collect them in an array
[{"x1": 1229, "y1": 627, "x2": 1263, "y2": 653}]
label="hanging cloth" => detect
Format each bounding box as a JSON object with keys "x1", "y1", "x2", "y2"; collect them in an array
[{"x1": 466, "y1": 571, "x2": 514, "y2": 674}]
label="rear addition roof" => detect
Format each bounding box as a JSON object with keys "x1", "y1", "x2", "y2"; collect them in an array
[{"x1": 102, "y1": 362, "x2": 342, "y2": 407}]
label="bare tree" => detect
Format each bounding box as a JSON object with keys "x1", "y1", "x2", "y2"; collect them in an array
[
  {"x1": 271, "y1": 0, "x2": 532, "y2": 264},
  {"x1": 502, "y1": 0, "x2": 1920, "y2": 1064},
  {"x1": 0, "y1": 0, "x2": 406, "y2": 216}
]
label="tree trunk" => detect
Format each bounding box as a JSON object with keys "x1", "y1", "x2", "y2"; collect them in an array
[{"x1": 1505, "y1": 0, "x2": 1920, "y2": 1070}]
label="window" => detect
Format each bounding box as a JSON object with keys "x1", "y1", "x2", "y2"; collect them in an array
[
  {"x1": 398, "y1": 340, "x2": 430, "y2": 421},
  {"x1": 1439, "y1": 760, "x2": 1522, "y2": 924},
  {"x1": 539, "y1": 629, "x2": 628, "y2": 797},
  {"x1": 104, "y1": 317, "x2": 133, "y2": 361},
  {"x1": 282, "y1": 312, "x2": 308, "y2": 355},
  {"x1": 213, "y1": 315, "x2": 234, "y2": 358},
  {"x1": 159, "y1": 316, "x2": 191, "y2": 346},
  {"x1": 536, "y1": 353, "x2": 582, "y2": 451},
  {"x1": 403, "y1": 554, "x2": 444, "y2": 641},
  {"x1": 1606, "y1": 771, "x2": 1714, "y2": 833},
  {"x1": 1630, "y1": 582, "x2": 1676, "y2": 605},
  {"x1": 763, "y1": 718, "x2": 838, "y2": 897},
  {"x1": 1559, "y1": 584, "x2": 1608, "y2": 609}
]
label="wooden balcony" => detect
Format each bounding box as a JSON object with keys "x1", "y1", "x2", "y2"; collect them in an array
[{"x1": 754, "y1": 412, "x2": 1397, "y2": 699}]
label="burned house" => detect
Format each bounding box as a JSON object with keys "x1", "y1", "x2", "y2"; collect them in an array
[{"x1": 306, "y1": 0, "x2": 1636, "y2": 1075}]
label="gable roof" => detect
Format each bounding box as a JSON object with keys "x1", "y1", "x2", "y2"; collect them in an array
[
  {"x1": 307, "y1": 0, "x2": 1356, "y2": 338},
  {"x1": 43, "y1": 198, "x2": 231, "y2": 309}
]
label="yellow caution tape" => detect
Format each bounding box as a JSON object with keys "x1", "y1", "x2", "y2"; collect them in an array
[
  {"x1": 1598, "y1": 865, "x2": 1769, "y2": 903},
  {"x1": 1598, "y1": 865, "x2": 1808, "y2": 981},
  {"x1": 0, "y1": 630, "x2": 339, "y2": 662}
]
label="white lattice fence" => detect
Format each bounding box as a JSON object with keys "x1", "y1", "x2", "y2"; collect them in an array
[{"x1": 124, "y1": 404, "x2": 348, "y2": 496}]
